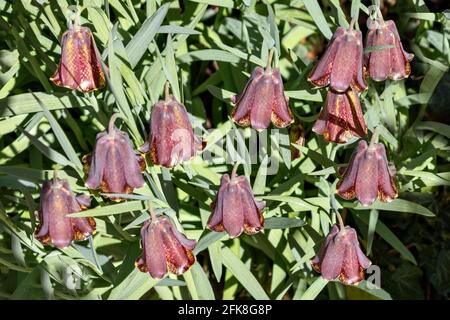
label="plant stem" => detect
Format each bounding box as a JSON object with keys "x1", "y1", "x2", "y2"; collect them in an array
[
  {"x1": 164, "y1": 81, "x2": 171, "y2": 102},
  {"x1": 266, "y1": 48, "x2": 275, "y2": 72},
  {"x1": 108, "y1": 113, "x2": 120, "y2": 135},
  {"x1": 330, "y1": 192, "x2": 345, "y2": 231},
  {"x1": 148, "y1": 200, "x2": 157, "y2": 223},
  {"x1": 336, "y1": 210, "x2": 346, "y2": 231},
  {"x1": 349, "y1": 16, "x2": 357, "y2": 31},
  {"x1": 231, "y1": 162, "x2": 240, "y2": 180},
  {"x1": 53, "y1": 169, "x2": 58, "y2": 184},
  {"x1": 376, "y1": 7, "x2": 385, "y2": 27},
  {"x1": 369, "y1": 126, "x2": 380, "y2": 148}
]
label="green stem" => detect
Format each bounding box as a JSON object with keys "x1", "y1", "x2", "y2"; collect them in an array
[
  {"x1": 148, "y1": 200, "x2": 157, "y2": 223},
  {"x1": 231, "y1": 162, "x2": 240, "y2": 180},
  {"x1": 266, "y1": 48, "x2": 275, "y2": 72},
  {"x1": 108, "y1": 113, "x2": 120, "y2": 135},
  {"x1": 369, "y1": 126, "x2": 380, "y2": 148},
  {"x1": 349, "y1": 16, "x2": 357, "y2": 31},
  {"x1": 376, "y1": 7, "x2": 385, "y2": 27},
  {"x1": 336, "y1": 211, "x2": 346, "y2": 231},
  {"x1": 164, "y1": 81, "x2": 171, "y2": 102},
  {"x1": 330, "y1": 192, "x2": 345, "y2": 231},
  {"x1": 53, "y1": 169, "x2": 58, "y2": 184}
]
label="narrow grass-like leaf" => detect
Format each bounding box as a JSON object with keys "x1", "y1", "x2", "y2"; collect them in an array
[
  {"x1": 221, "y1": 246, "x2": 270, "y2": 300},
  {"x1": 126, "y1": 3, "x2": 170, "y2": 68},
  {"x1": 303, "y1": 0, "x2": 333, "y2": 39},
  {"x1": 299, "y1": 277, "x2": 329, "y2": 300}
]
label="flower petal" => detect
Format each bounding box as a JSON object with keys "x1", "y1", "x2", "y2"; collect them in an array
[
  {"x1": 207, "y1": 174, "x2": 230, "y2": 232},
  {"x1": 355, "y1": 148, "x2": 379, "y2": 206},
  {"x1": 239, "y1": 178, "x2": 264, "y2": 235},
  {"x1": 337, "y1": 140, "x2": 368, "y2": 199},
  {"x1": 320, "y1": 234, "x2": 346, "y2": 281},
  {"x1": 250, "y1": 75, "x2": 274, "y2": 131},
  {"x1": 330, "y1": 33, "x2": 359, "y2": 92},
  {"x1": 309, "y1": 27, "x2": 346, "y2": 88},
  {"x1": 145, "y1": 222, "x2": 168, "y2": 279},
  {"x1": 85, "y1": 133, "x2": 109, "y2": 189},
  {"x1": 271, "y1": 69, "x2": 293, "y2": 128},
  {"x1": 375, "y1": 144, "x2": 398, "y2": 202},
  {"x1": 222, "y1": 181, "x2": 244, "y2": 238},
  {"x1": 161, "y1": 218, "x2": 195, "y2": 275},
  {"x1": 232, "y1": 67, "x2": 264, "y2": 126}
]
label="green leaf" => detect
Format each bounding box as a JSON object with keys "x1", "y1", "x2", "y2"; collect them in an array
[
  {"x1": 265, "y1": 217, "x2": 306, "y2": 229},
  {"x1": 415, "y1": 121, "x2": 450, "y2": 139},
  {"x1": 188, "y1": 0, "x2": 234, "y2": 8},
  {"x1": 299, "y1": 277, "x2": 329, "y2": 300},
  {"x1": 366, "y1": 209, "x2": 379, "y2": 255},
  {"x1": 108, "y1": 268, "x2": 159, "y2": 300},
  {"x1": 303, "y1": 0, "x2": 333, "y2": 40},
  {"x1": 68, "y1": 200, "x2": 145, "y2": 218},
  {"x1": 353, "y1": 211, "x2": 417, "y2": 264},
  {"x1": 221, "y1": 246, "x2": 270, "y2": 300},
  {"x1": 126, "y1": 3, "x2": 170, "y2": 68},
  {"x1": 189, "y1": 262, "x2": 216, "y2": 299},
  {"x1": 0, "y1": 92, "x2": 92, "y2": 117},
  {"x1": 194, "y1": 231, "x2": 226, "y2": 254},
  {"x1": 352, "y1": 199, "x2": 436, "y2": 217},
  {"x1": 35, "y1": 95, "x2": 83, "y2": 174}
]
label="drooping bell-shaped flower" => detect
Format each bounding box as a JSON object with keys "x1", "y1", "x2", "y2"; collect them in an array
[
  {"x1": 50, "y1": 15, "x2": 108, "y2": 93},
  {"x1": 311, "y1": 222, "x2": 372, "y2": 285},
  {"x1": 364, "y1": 10, "x2": 414, "y2": 81},
  {"x1": 84, "y1": 114, "x2": 145, "y2": 198},
  {"x1": 309, "y1": 18, "x2": 367, "y2": 92},
  {"x1": 312, "y1": 86, "x2": 367, "y2": 143},
  {"x1": 136, "y1": 213, "x2": 196, "y2": 279},
  {"x1": 207, "y1": 163, "x2": 265, "y2": 238},
  {"x1": 337, "y1": 131, "x2": 398, "y2": 206},
  {"x1": 35, "y1": 171, "x2": 96, "y2": 249},
  {"x1": 231, "y1": 50, "x2": 294, "y2": 131},
  {"x1": 140, "y1": 83, "x2": 202, "y2": 168}
]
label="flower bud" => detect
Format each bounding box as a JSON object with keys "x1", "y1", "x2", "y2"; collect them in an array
[
  {"x1": 311, "y1": 224, "x2": 372, "y2": 285},
  {"x1": 84, "y1": 114, "x2": 145, "y2": 198},
  {"x1": 35, "y1": 173, "x2": 96, "y2": 249},
  {"x1": 365, "y1": 20, "x2": 414, "y2": 81},
  {"x1": 140, "y1": 85, "x2": 201, "y2": 168},
  {"x1": 309, "y1": 20, "x2": 367, "y2": 92},
  {"x1": 207, "y1": 165, "x2": 265, "y2": 238},
  {"x1": 136, "y1": 215, "x2": 196, "y2": 279},
  {"x1": 337, "y1": 139, "x2": 398, "y2": 206},
  {"x1": 231, "y1": 52, "x2": 293, "y2": 131},
  {"x1": 312, "y1": 87, "x2": 367, "y2": 143},
  {"x1": 50, "y1": 24, "x2": 108, "y2": 93}
]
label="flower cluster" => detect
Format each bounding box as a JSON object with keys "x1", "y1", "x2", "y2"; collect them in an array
[
  {"x1": 34, "y1": 4, "x2": 412, "y2": 286},
  {"x1": 303, "y1": 9, "x2": 411, "y2": 283}
]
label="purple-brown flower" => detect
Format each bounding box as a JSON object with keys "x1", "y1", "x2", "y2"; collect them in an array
[
  {"x1": 83, "y1": 114, "x2": 145, "y2": 197},
  {"x1": 309, "y1": 18, "x2": 367, "y2": 92},
  {"x1": 311, "y1": 223, "x2": 372, "y2": 285},
  {"x1": 365, "y1": 17, "x2": 414, "y2": 81},
  {"x1": 140, "y1": 84, "x2": 201, "y2": 168},
  {"x1": 50, "y1": 21, "x2": 108, "y2": 93},
  {"x1": 337, "y1": 138, "x2": 398, "y2": 206},
  {"x1": 207, "y1": 164, "x2": 265, "y2": 238},
  {"x1": 231, "y1": 51, "x2": 293, "y2": 131},
  {"x1": 312, "y1": 87, "x2": 367, "y2": 143},
  {"x1": 35, "y1": 172, "x2": 96, "y2": 249},
  {"x1": 136, "y1": 214, "x2": 196, "y2": 279}
]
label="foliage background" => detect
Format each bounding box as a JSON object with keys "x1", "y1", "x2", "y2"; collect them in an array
[{"x1": 0, "y1": 0, "x2": 449, "y2": 300}]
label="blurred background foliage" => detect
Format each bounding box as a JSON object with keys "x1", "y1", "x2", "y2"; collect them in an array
[{"x1": 0, "y1": 0, "x2": 449, "y2": 300}]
